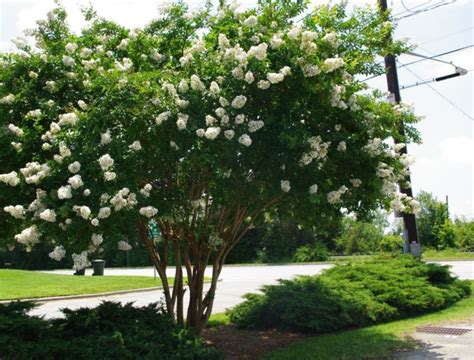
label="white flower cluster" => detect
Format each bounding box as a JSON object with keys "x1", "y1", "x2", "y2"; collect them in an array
[
  {"x1": 330, "y1": 85, "x2": 347, "y2": 109},
  {"x1": 0, "y1": 171, "x2": 20, "y2": 186},
  {"x1": 91, "y1": 233, "x2": 103, "y2": 246},
  {"x1": 327, "y1": 185, "x2": 349, "y2": 204},
  {"x1": 4, "y1": 205, "x2": 25, "y2": 219},
  {"x1": 280, "y1": 180, "x2": 291, "y2": 192},
  {"x1": 139, "y1": 206, "x2": 158, "y2": 218},
  {"x1": 300, "y1": 136, "x2": 331, "y2": 166},
  {"x1": 73, "y1": 205, "x2": 91, "y2": 219},
  {"x1": 57, "y1": 185, "x2": 72, "y2": 199},
  {"x1": 155, "y1": 111, "x2": 171, "y2": 126},
  {"x1": 115, "y1": 57, "x2": 133, "y2": 71},
  {"x1": 0, "y1": 93, "x2": 15, "y2": 104},
  {"x1": 20, "y1": 162, "x2": 50, "y2": 184},
  {"x1": 247, "y1": 43, "x2": 268, "y2": 61},
  {"x1": 58, "y1": 112, "x2": 79, "y2": 126},
  {"x1": 8, "y1": 123, "x2": 24, "y2": 136},
  {"x1": 49, "y1": 245, "x2": 66, "y2": 261},
  {"x1": 68, "y1": 175, "x2": 84, "y2": 189},
  {"x1": 98, "y1": 207, "x2": 111, "y2": 219},
  {"x1": 68, "y1": 161, "x2": 81, "y2": 174},
  {"x1": 248, "y1": 120, "x2": 264, "y2": 133},
  {"x1": 140, "y1": 184, "x2": 152, "y2": 198},
  {"x1": 364, "y1": 138, "x2": 384, "y2": 157},
  {"x1": 100, "y1": 130, "x2": 112, "y2": 145},
  {"x1": 118, "y1": 240, "x2": 132, "y2": 251},
  {"x1": 110, "y1": 188, "x2": 137, "y2": 211},
  {"x1": 238, "y1": 134, "x2": 252, "y2": 147},
  {"x1": 98, "y1": 154, "x2": 114, "y2": 170},
  {"x1": 15, "y1": 225, "x2": 41, "y2": 247},
  {"x1": 72, "y1": 251, "x2": 90, "y2": 271},
  {"x1": 323, "y1": 58, "x2": 345, "y2": 73},
  {"x1": 129, "y1": 141, "x2": 142, "y2": 151},
  {"x1": 322, "y1": 32, "x2": 340, "y2": 48},
  {"x1": 39, "y1": 209, "x2": 56, "y2": 222},
  {"x1": 231, "y1": 95, "x2": 247, "y2": 109},
  {"x1": 26, "y1": 109, "x2": 42, "y2": 118},
  {"x1": 391, "y1": 192, "x2": 421, "y2": 214}
]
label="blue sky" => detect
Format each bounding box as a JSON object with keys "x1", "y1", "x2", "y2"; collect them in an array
[{"x1": 1, "y1": 0, "x2": 472, "y2": 218}]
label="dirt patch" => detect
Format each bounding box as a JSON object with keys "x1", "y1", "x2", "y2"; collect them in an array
[{"x1": 202, "y1": 324, "x2": 309, "y2": 359}]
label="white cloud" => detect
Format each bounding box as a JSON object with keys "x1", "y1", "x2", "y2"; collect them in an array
[{"x1": 440, "y1": 136, "x2": 473, "y2": 165}]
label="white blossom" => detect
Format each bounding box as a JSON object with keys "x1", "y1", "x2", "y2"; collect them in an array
[
  {"x1": 80, "y1": 47, "x2": 93, "y2": 58},
  {"x1": 209, "y1": 81, "x2": 220, "y2": 94},
  {"x1": 62, "y1": 55, "x2": 75, "y2": 67},
  {"x1": 267, "y1": 72, "x2": 284, "y2": 84},
  {"x1": 68, "y1": 175, "x2": 84, "y2": 189},
  {"x1": 49, "y1": 245, "x2": 66, "y2": 261},
  {"x1": 178, "y1": 79, "x2": 189, "y2": 93},
  {"x1": 0, "y1": 171, "x2": 20, "y2": 186},
  {"x1": 302, "y1": 64, "x2": 320, "y2": 77},
  {"x1": 337, "y1": 141, "x2": 347, "y2": 152},
  {"x1": 243, "y1": 15, "x2": 258, "y2": 27},
  {"x1": 248, "y1": 120, "x2": 264, "y2": 133},
  {"x1": 139, "y1": 206, "x2": 158, "y2": 218},
  {"x1": 155, "y1": 111, "x2": 171, "y2": 125},
  {"x1": 104, "y1": 171, "x2": 117, "y2": 181},
  {"x1": 15, "y1": 225, "x2": 41, "y2": 246},
  {"x1": 83, "y1": 189, "x2": 91, "y2": 196},
  {"x1": 58, "y1": 112, "x2": 78, "y2": 126},
  {"x1": 29, "y1": 71, "x2": 38, "y2": 79},
  {"x1": 270, "y1": 34, "x2": 284, "y2": 49},
  {"x1": 205, "y1": 127, "x2": 221, "y2": 140},
  {"x1": 309, "y1": 184, "x2": 318, "y2": 194},
  {"x1": 323, "y1": 57, "x2": 345, "y2": 72},
  {"x1": 100, "y1": 129, "x2": 112, "y2": 145},
  {"x1": 218, "y1": 33, "x2": 230, "y2": 49},
  {"x1": 244, "y1": 71, "x2": 255, "y2": 83},
  {"x1": 247, "y1": 43, "x2": 267, "y2": 61},
  {"x1": 26, "y1": 109, "x2": 41, "y2": 118},
  {"x1": 74, "y1": 205, "x2": 91, "y2": 219},
  {"x1": 118, "y1": 241, "x2": 132, "y2": 251},
  {"x1": 39, "y1": 209, "x2": 56, "y2": 222},
  {"x1": 72, "y1": 251, "x2": 90, "y2": 271},
  {"x1": 280, "y1": 180, "x2": 291, "y2": 192},
  {"x1": 57, "y1": 185, "x2": 73, "y2": 199},
  {"x1": 235, "y1": 114, "x2": 246, "y2": 124},
  {"x1": 3, "y1": 205, "x2": 24, "y2": 219},
  {"x1": 231, "y1": 95, "x2": 247, "y2": 109},
  {"x1": 117, "y1": 38, "x2": 129, "y2": 50},
  {"x1": 238, "y1": 134, "x2": 252, "y2": 147},
  {"x1": 77, "y1": 100, "x2": 88, "y2": 110},
  {"x1": 91, "y1": 218, "x2": 99, "y2": 227},
  {"x1": 98, "y1": 207, "x2": 111, "y2": 219},
  {"x1": 98, "y1": 154, "x2": 114, "y2": 171},
  {"x1": 8, "y1": 124, "x2": 23, "y2": 137},
  {"x1": 350, "y1": 178, "x2": 362, "y2": 188},
  {"x1": 196, "y1": 128, "x2": 205, "y2": 137},
  {"x1": 68, "y1": 161, "x2": 81, "y2": 174},
  {"x1": 224, "y1": 130, "x2": 235, "y2": 140},
  {"x1": 257, "y1": 80, "x2": 270, "y2": 89},
  {"x1": 65, "y1": 42, "x2": 78, "y2": 54},
  {"x1": 190, "y1": 74, "x2": 205, "y2": 92},
  {"x1": 129, "y1": 141, "x2": 142, "y2": 151},
  {"x1": 0, "y1": 93, "x2": 15, "y2": 104}
]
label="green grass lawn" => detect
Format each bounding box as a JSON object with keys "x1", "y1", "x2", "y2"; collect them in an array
[
  {"x1": 0, "y1": 269, "x2": 170, "y2": 300},
  {"x1": 262, "y1": 282, "x2": 474, "y2": 360},
  {"x1": 422, "y1": 248, "x2": 474, "y2": 260}
]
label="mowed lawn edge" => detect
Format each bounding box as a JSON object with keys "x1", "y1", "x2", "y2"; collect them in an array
[
  {"x1": 261, "y1": 281, "x2": 474, "y2": 360},
  {"x1": 0, "y1": 269, "x2": 170, "y2": 300}
]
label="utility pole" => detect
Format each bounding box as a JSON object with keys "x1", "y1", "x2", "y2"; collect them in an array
[{"x1": 378, "y1": 0, "x2": 420, "y2": 256}]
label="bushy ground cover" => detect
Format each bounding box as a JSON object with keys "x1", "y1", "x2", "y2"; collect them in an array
[
  {"x1": 228, "y1": 256, "x2": 471, "y2": 333},
  {"x1": 0, "y1": 301, "x2": 222, "y2": 359}
]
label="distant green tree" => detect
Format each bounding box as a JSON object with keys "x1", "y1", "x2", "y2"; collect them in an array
[
  {"x1": 335, "y1": 217, "x2": 384, "y2": 255},
  {"x1": 416, "y1": 191, "x2": 450, "y2": 249},
  {"x1": 453, "y1": 218, "x2": 474, "y2": 251}
]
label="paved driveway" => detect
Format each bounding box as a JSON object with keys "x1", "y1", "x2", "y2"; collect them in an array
[{"x1": 31, "y1": 261, "x2": 473, "y2": 319}]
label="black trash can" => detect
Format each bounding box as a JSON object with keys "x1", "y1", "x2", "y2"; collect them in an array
[{"x1": 92, "y1": 259, "x2": 106, "y2": 276}]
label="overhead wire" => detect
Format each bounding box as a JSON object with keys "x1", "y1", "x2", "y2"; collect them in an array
[
  {"x1": 398, "y1": 60, "x2": 474, "y2": 121},
  {"x1": 394, "y1": 0, "x2": 457, "y2": 20}
]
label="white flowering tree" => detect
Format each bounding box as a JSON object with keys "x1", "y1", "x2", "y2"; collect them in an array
[{"x1": 0, "y1": 1, "x2": 420, "y2": 333}]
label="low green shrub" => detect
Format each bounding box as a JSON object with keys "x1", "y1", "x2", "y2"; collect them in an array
[
  {"x1": 293, "y1": 242, "x2": 330, "y2": 262},
  {"x1": 228, "y1": 256, "x2": 471, "y2": 333},
  {"x1": 0, "y1": 301, "x2": 222, "y2": 360}
]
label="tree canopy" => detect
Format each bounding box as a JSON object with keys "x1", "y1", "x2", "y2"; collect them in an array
[{"x1": 0, "y1": 0, "x2": 420, "y2": 332}]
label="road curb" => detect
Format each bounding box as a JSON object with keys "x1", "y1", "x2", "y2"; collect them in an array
[{"x1": 0, "y1": 285, "x2": 166, "y2": 304}]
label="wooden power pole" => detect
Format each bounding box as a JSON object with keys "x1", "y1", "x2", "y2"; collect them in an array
[{"x1": 378, "y1": 0, "x2": 420, "y2": 255}]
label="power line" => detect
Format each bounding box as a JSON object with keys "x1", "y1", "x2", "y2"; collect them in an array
[
  {"x1": 399, "y1": 60, "x2": 474, "y2": 121},
  {"x1": 394, "y1": 0, "x2": 457, "y2": 20},
  {"x1": 360, "y1": 45, "x2": 473, "y2": 82},
  {"x1": 417, "y1": 27, "x2": 474, "y2": 46}
]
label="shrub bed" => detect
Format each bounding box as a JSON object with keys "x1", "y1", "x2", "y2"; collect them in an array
[
  {"x1": 0, "y1": 301, "x2": 222, "y2": 360},
  {"x1": 228, "y1": 256, "x2": 471, "y2": 333}
]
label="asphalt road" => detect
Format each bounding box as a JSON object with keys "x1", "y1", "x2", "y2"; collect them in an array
[{"x1": 31, "y1": 261, "x2": 473, "y2": 319}]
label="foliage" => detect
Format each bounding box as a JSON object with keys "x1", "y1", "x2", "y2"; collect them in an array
[
  {"x1": 264, "y1": 282, "x2": 474, "y2": 360},
  {"x1": 228, "y1": 256, "x2": 471, "y2": 333},
  {"x1": 453, "y1": 218, "x2": 474, "y2": 251},
  {"x1": 292, "y1": 242, "x2": 330, "y2": 262},
  {"x1": 0, "y1": 0, "x2": 420, "y2": 331},
  {"x1": 416, "y1": 191, "x2": 450, "y2": 249},
  {"x1": 0, "y1": 301, "x2": 222, "y2": 360},
  {"x1": 378, "y1": 234, "x2": 404, "y2": 253},
  {"x1": 334, "y1": 217, "x2": 384, "y2": 255}
]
